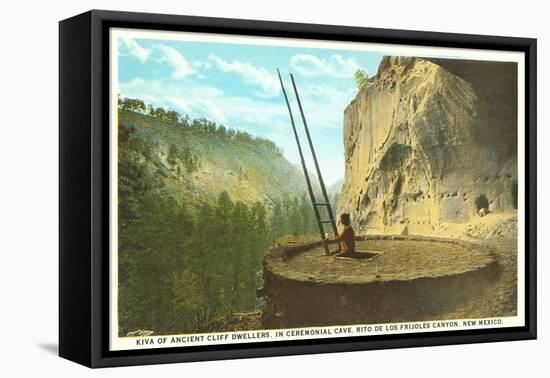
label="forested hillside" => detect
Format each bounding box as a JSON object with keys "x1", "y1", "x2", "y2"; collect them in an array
[{"x1": 117, "y1": 98, "x2": 323, "y2": 335}]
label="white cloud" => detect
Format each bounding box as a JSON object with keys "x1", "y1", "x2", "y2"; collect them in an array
[
  {"x1": 118, "y1": 76, "x2": 349, "y2": 184},
  {"x1": 300, "y1": 84, "x2": 354, "y2": 102},
  {"x1": 208, "y1": 55, "x2": 280, "y2": 97},
  {"x1": 155, "y1": 45, "x2": 197, "y2": 80},
  {"x1": 282, "y1": 83, "x2": 356, "y2": 131},
  {"x1": 119, "y1": 76, "x2": 355, "y2": 134},
  {"x1": 290, "y1": 54, "x2": 359, "y2": 78},
  {"x1": 118, "y1": 38, "x2": 199, "y2": 79},
  {"x1": 193, "y1": 61, "x2": 212, "y2": 69},
  {"x1": 119, "y1": 37, "x2": 151, "y2": 63},
  {"x1": 120, "y1": 78, "x2": 221, "y2": 116}
]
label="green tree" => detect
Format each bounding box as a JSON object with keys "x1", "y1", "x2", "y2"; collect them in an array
[
  {"x1": 270, "y1": 199, "x2": 285, "y2": 241},
  {"x1": 289, "y1": 196, "x2": 302, "y2": 235},
  {"x1": 217, "y1": 125, "x2": 227, "y2": 138},
  {"x1": 251, "y1": 201, "x2": 268, "y2": 247},
  {"x1": 299, "y1": 194, "x2": 316, "y2": 234},
  {"x1": 167, "y1": 144, "x2": 178, "y2": 166},
  {"x1": 117, "y1": 97, "x2": 325, "y2": 335},
  {"x1": 354, "y1": 69, "x2": 369, "y2": 89},
  {"x1": 180, "y1": 114, "x2": 191, "y2": 128},
  {"x1": 228, "y1": 201, "x2": 249, "y2": 311},
  {"x1": 179, "y1": 147, "x2": 197, "y2": 173},
  {"x1": 151, "y1": 106, "x2": 166, "y2": 119},
  {"x1": 184, "y1": 203, "x2": 225, "y2": 330},
  {"x1": 166, "y1": 110, "x2": 180, "y2": 123}
]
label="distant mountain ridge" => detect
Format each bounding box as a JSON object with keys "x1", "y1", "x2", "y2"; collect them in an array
[
  {"x1": 327, "y1": 179, "x2": 344, "y2": 198},
  {"x1": 118, "y1": 109, "x2": 311, "y2": 211}
]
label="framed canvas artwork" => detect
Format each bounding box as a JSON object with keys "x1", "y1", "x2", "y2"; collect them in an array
[{"x1": 59, "y1": 10, "x2": 536, "y2": 368}]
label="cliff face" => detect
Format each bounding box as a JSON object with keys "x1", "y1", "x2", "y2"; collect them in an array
[{"x1": 340, "y1": 57, "x2": 518, "y2": 234}]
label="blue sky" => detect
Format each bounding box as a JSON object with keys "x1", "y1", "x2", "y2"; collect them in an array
[{"x1": 117, "y1": 36, "x2": 383, "y2": 185}]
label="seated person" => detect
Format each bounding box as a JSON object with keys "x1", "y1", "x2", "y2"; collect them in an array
[{"x1": 327, "y1": 213, "x2": 355, "y2": 257}]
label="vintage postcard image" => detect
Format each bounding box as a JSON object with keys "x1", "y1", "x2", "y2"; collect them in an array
[{"x1": 109, "y1": 28, "x2": 525, "y2": 351}]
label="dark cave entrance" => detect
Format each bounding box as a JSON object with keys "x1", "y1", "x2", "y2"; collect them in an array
[{"x1": 475, "y1": 194, "x2": 489, "y2": 212}]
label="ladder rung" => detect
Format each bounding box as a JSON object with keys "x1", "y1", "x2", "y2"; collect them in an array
[
  {"x1": 320, "y1": 219, "x2": 335, "y2": 224},
  {"x1": 314, "y1": 202, "x2": 331, "y2": 206}
]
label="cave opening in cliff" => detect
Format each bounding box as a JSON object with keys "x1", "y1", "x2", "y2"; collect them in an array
[{"x1": 475, "y1": 194, "x2": 489, "y2": 212}]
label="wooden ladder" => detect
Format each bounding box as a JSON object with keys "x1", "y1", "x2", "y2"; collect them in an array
[{"x1": 277, "y1": 69, "x2": 339, "y2": 255}]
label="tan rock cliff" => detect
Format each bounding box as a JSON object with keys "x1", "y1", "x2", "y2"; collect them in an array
[{"x1": 339, "y1": 56, "x2": 518, "y2": 235}]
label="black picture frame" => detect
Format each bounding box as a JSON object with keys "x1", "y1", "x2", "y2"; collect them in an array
[{"x1": 59, "y1": 9, "x2": 537, "y2": 368}]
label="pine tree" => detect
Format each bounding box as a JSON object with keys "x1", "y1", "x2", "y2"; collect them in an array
[
  {"x1": 298, "y1": 194, "x2": 315, "y2": 234},
  {"x1": 167, "y1": 144, "x2": 178, "y2": 166},
  {"x1": 289, "y1": 196, "x2": 302, "y2": 235},
  {"x1": 251, "y1": 201, "x2": 269, "y2": 249},
  {"x1": 270, "y1": 199, "x2": 285, "y2": 241}
]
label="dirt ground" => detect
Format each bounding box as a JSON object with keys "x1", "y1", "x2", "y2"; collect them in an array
[
  {"x1": 282, "y1": 237, "x2": 495, "y2": 284},
  {"x1": 441, "y1": 236, "x2": 518, "y2": 319},
  {"x1": 202, "y1": 311, "x2": 262, "y2": 333}
]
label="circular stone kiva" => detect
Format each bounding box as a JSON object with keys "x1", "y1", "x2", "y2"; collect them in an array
[{"x1": 261, "y1": 235, "x2": 497, "y2": 329}]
